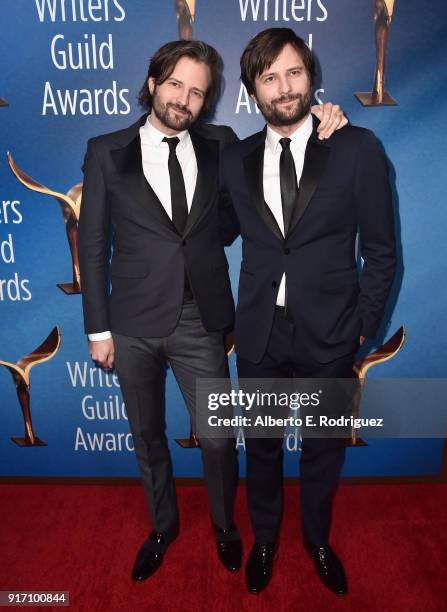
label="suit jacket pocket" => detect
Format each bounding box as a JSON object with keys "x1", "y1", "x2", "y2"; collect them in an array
[
  {"x1": 110, "y1": 260, "x2": 150, "y2": 278},
  {"x1": 312, "y1": 184, "x2": 349, "y2": 199},
  {"x1": 322, "y1": 268, "x2": 358, "y2": 290}
]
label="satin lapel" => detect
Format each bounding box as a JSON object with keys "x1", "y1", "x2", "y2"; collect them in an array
[
  {"x1": 287, "y1": 134, "x2": 331, "y2": 238},
  {"x1": 110, "y1": 133, "x2": 177, "y2": 234},
  {"x1": 183, "y1": 130, "x2": 217, "y2": 238},
  {"x1": 243, "y1": 131, "x2": 283, "y2": 242}
]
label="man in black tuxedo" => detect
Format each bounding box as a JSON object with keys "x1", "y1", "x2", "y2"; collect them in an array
[
  {"x1": 220, "y1": 28, "x2": 396, "y2": 595},
  {"x1": 78, "y1": 41, "x2": 243, "y2": 581},
  {"x1": 78, "y1": 39, "x2": 346, "y2": 582}
]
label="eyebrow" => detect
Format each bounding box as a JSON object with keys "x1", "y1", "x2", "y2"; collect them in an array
[
  {"x1": 260, "y1": 65, "x2": 304, "y2": 78},
  {"x1": 168, "y1": 77, "x2": 206, "y2": 96}
]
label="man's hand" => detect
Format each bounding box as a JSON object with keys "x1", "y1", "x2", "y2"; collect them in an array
[
  {"x1": 89, "y1": 338, "x2": 115, "y2": 370},
  {"x1": 311, "y1": 102, "x2": 348, "y2": 140},
  {"x1": 359, "y1": 336, "x2": 365, "y2": 345}
]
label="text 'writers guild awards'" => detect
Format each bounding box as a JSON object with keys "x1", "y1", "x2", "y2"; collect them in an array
[
  {"x1": 355, "y1": 0, "x2": 398, "y2": 106},
  {"x1": 7, "y1": 153, "x2": 83, "y2": 294}
]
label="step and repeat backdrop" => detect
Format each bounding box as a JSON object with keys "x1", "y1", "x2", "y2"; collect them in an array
[{"x1": 1, "y1": 0, "x2": 446, "y2": 479}]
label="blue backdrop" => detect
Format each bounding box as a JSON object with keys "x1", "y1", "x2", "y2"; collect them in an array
[{"x1": 1, "y1": 0, "x2": 446, "y2": 479}]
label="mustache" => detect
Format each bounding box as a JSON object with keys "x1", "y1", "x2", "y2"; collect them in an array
[
  {"x1": 272, "y1": 93, "x2": 303, "y2": 105},
  {"x1": 167, "y1": 102, "x2": 192, "y2": 116}
]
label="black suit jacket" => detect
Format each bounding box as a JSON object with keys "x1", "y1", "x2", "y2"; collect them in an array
[
  {"x1": 78, "y1": 114, "x2": 237, "y2": 338},
  {"x1": 220, "y1": 118, "x2": 396, "y2": 364}
]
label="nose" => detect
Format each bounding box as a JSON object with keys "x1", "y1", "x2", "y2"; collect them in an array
[
  {"x1": 278, "y1": 75, "x2": 292, "y2": 96},
  {"x1": 176, "y1": 87, "x2": 190, "y2": 107}
]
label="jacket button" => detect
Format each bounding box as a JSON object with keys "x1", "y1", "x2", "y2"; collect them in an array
[
  {"x1": 284, "y1": 248, "x2": 290, "y2": 255},
  {"x1": 272, "y1": 281, "x2": 277, "y2": 288},
  {"x1": 182, "y1": 240, "x2": 186, "y2": 246}
]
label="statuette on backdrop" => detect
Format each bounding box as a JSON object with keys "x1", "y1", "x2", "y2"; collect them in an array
[
  {"x1": 0, "y1": 326, "x2": 61, "y2": 447},
  {"x1": 175, "y1": 427, "x2": 200, "y2": 448},
  {"x1": 7, "y1": 152, "x2": 82, "y2": 294},
  {"x1": 174, "y1": 0, "x2": 195, "y2": 40},
  {"x1": 355, "y1": 0, "x2": 397, "y2": 106},
  {"x1": 0, "y1": 97, "x2": 8, "y2": 107},
  {"x1": 346, "y1": 326, "x2": 405, "y2": 446}
]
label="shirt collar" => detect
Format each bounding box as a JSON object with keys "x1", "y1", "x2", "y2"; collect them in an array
[
  {"x1": 140, "y1": 115, "x2": 189, "y2": 148},
  {"x1": 265, "y1": 113, "x2": 313, "y2": 155}
]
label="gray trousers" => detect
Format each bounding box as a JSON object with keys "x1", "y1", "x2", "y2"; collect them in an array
[{"x1": 112, "y1": 300, "x2": 238, "y2": 537}]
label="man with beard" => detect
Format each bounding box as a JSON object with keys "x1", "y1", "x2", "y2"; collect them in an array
[
  {"x1": 78, "y1": 39, "x2": 347, "y2": 582},
  {"x1": 220, "y1": 28, "x2": 396, "y2": 595}
]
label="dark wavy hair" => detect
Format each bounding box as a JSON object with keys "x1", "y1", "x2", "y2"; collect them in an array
[
  {"x1": 138, "y1": 40, "x2": 222, "y2": 119},
  {"x1": 240, "y1": 28, "x2": 315, "y2": 95}
]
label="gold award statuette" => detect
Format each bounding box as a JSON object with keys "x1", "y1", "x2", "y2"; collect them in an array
[
  {"x1": 0, "y1": 326, "x2": 61, "y2": 446},
  {"x1": 175, "y1": 427, "x2": 200, "y2": 449},
  {"x1": 7, "y1": 152, "x2": 82, "y2": 294},
  {"x1": 355, "y1": 0, "x2": 397, "y2": 106},
  {"x1": 0, "y1": 97, "x2": 9, "y2": 107},
  {"x1": 174, "y1": 0, "x2": 195, "y2": 40},
  {"x1": 346, "y1": 325, "x2": 405, "y2": 446}
]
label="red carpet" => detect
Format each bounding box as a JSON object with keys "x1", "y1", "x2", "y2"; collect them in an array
[{"x1": 1, "y1": 483, "x2": 446, "y2": 611}]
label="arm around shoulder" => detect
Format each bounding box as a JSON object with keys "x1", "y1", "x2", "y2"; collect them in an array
[{"x1": 218, "y1": 145, "x2": 240, "y2": 246}]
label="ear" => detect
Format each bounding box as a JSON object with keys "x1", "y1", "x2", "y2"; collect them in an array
[{"x1": 148, "y1": 77, "x2": 155, "y2": 96}]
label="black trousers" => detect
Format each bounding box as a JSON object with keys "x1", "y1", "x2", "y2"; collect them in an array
[
  {"x1": 112, "y1": 299, "x2": 238, "y2": 538},
  {"x1": 237, "y1": 307, "x2": 356, "y2": 546}
]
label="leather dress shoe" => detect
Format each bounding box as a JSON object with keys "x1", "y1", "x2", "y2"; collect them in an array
[
  {"x1": 245, "y1": 542, "x2": 276, "y2": 594},
  {"x1": 214, "y1": 525, "x2": 242, "y2": 572},
  {"x1": 305, "y1": 544, "x2": 347, "y2": 595},
  {"x1": 132, "y1": 531, "x2": 172, "y2": 582}
]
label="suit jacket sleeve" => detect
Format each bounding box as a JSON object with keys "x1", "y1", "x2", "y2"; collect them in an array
[
  {"x1": 355, "y1": 130, "x2": 396, "y2": 338},
  {"x1": 219, "y1": 135, "x2": 240, "y2": 247},
  {"x1": 77, "y1": 139, "x2": 111, "y2": 334}
]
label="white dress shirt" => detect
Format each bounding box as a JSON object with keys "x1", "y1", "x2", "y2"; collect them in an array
[
  {"x1": 263, "y1": 114, "x2": 313, "y2": 306},
  {"x1": 139, "y1": 117, "x2": 197, "y2": 214},
  {"x1": 89, "y1": 116, "x2": 198, "y2": 341}
]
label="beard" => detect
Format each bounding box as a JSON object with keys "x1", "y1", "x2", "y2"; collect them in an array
[
  {"x1": 152, "y1": 92, "x2": 195, "y2": 131},
  {"x1": 257, "y1": 91, "x2": 312, "y2": 127}
]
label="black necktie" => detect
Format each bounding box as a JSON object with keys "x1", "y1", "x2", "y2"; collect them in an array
[
  {"x1": 279, "y1": 137, "x2": 299, "y2": 237},
  {"x1": 163, "y1": 136, "x2": 188, "y2": 235}
]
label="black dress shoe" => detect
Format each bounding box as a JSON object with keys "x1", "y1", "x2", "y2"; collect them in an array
[
  {"x1": 214, "y1": 525, "x2": 242, "y2": 572},
  {"x1": 306, "y1": 544, "x2": 347, "y2": 595},
  {"x1": 245, "y1": 542, "x2": 276, "y2": 594},
  {"x1": 131, "y1": 531, "x2": 171, "y2": 582}
]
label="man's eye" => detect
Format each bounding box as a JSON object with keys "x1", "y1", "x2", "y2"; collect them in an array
[
  {"x1": 264, "y1": 76, "x2": 274, "y2": 83},
  {"x1": 193, "y1": 91, "x2": 203, "y2": 98},
  {"x1": 169, "y1": 81, "x2": 179, "y2": 87}
]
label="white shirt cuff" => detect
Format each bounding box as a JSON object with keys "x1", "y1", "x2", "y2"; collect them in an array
[{"x1": 88, "y1": 331, "x2": 112, "y2": 341}]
